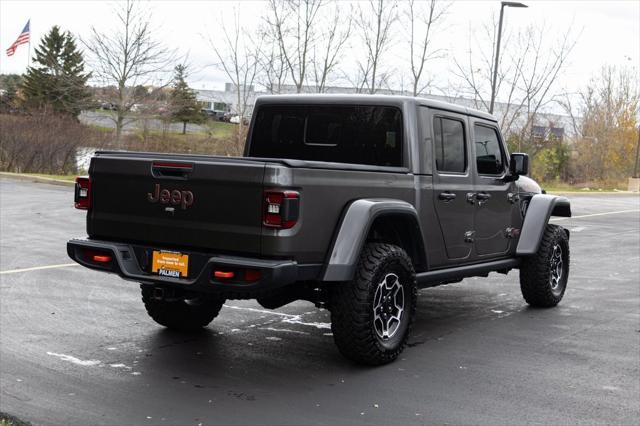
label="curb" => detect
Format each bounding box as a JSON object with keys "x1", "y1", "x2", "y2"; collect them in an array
[
  {"x1": 0, "y1": 172, "x2": 75, "y2": 187},
  {"x1": 547, "y1": 191, "x2": 638, "y2": 196}
]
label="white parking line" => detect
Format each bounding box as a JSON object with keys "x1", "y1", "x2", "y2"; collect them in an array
[
  {"x1": 0, "y1": 263, "x2": 80, "y2": 275},
  {"x1": 551, "y1": 209, "x2": 640, "y2": 222}
]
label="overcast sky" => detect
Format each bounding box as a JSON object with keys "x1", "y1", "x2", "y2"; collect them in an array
[{"x1": 1, "y1": 0, "x2": 638, "y2": 100}]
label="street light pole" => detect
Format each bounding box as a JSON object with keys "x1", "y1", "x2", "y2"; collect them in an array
[{"x1": 489, "y1": 1, "x2": 528, "y2": 115}]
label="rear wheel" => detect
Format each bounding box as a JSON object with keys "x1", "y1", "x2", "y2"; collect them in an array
[
  {"x1": 330, "y1": 243, "x2": 417, "y2": 365},
  {"x1": 141, "y1": 285, "x2": 225, "y2": 331},
  {"x1": 520, "y1": 224, "x2": 570, "y2": 307}
]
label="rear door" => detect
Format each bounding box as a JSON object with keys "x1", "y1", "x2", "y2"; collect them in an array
[
  {"x1": 470, "y1": 120, "x2": 517, "y2": 257},
  {"x1": 430, "y1": 111, "x2": 476, "y2": 265},
  {"x1": 88, "y1": 154, "x2": 266, "y2": 254}
]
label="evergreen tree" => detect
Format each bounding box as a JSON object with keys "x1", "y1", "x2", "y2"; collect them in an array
[
  {"x1": 0, "y1": 74, "x2": 23, "y2": 112},
  {"x1": 170, "y1": 64, "x2": 203, "y2": 134},
  {"x1": 21, "y1": 26, "x2": 91, "y2": 117}
]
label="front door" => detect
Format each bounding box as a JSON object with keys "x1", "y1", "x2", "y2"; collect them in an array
[
  {"x1": 431, "y1": 112, "x2": 476, "y2": 265},
  {"x1": 470, "y1": 121, "x2": 517, "y2": 257}
]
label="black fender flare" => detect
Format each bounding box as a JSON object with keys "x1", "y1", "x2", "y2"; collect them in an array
[
  {"x1": 516, "y1": 194, "x2": 571, "y2": 256},
  {"x1": 322, "y1": 199, "x2": 426, "y2": 282}
]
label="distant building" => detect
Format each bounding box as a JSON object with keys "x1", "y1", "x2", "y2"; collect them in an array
[
  {"x1": 196, "y1": 83, "x2": 579, "y2": 139},
  {"x1": 196, "y1": 84, "x2": 257, "y2": 116}
]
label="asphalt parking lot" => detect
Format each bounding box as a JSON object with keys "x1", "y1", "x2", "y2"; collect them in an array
[{"x1": 1, "y1": 177, "x2": 639, "y2": 425}]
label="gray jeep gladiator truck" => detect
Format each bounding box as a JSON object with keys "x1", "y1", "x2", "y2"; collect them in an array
[{"x1": 68, "y1": 95, "x2": 571, "y2": 365}]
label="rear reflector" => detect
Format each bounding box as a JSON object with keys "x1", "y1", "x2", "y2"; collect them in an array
[
  {"x1": 211, "y1": 268, "x2": 262, "y2": 283},
  {"x1": 214, "y1": 270, "x2": 235, "y2": 279},
  {"x1": 82, "y1": 249, "x2": 113, "y2": 267},
  {"x1": 244, "y1": 269, "x2": 262, "y2": 282},
  {"x1": 74, "y1": 176, "x2": 91, "y2": 210},
  {"x1": 263, "y1": 191, "x2": 299, "y2": 229}
]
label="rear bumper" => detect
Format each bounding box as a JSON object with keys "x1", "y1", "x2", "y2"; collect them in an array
[{"x1": 67, "y1": 238, "x2": 321, "y2": 297}]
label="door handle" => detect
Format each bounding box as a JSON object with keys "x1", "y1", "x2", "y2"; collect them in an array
[
  {"x1": 476, "y1": 192, "x2": 491, "y2": 206},
  {"x1": 438, "y1": 192, "x2": 457, "y2": 201}
]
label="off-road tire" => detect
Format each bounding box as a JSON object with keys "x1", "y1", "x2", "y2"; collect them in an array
[
  {"x1": 520, "y1": 224, "x2": 570, "y2": 307},
  {"x1": 330, "y1": 243, "x2": 417, "y2": 365},
  {"x1": 141, "y1": 286, "x2": 225, "y2": 331}
]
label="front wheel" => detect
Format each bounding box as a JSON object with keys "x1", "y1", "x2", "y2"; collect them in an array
[
  {"x1": 141, "y1": 285, "x2": 225, "y2": 331},
  {"x1": 519, "y1": 224, "x2": 570, "y2": 307},
  {"x1": 330, "y1": 243, "x2": 417, "y2": 365}
]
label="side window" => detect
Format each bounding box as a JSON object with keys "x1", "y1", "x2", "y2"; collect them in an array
[
  {"x1": 433, "y1": 117, "x2": 466, "y2": 173},
  {"x1": 474, "y1": 125, "x2": 505, "y2": 175}
]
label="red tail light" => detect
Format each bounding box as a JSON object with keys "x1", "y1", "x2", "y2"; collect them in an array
[
  {"x1": 211, "y1": 268, "x2": 262, "y2": 283},
  {"x1": 82, "y1": 249, "x2": 113, "y2": 266},
  {"x1": 214, "y1": 270, "x2": 235, "y2": 279},
  {"x1": 263, "y1": 191, "x2": 299, "y2": 229},
  {"x1": 93, "y1": 254, "x2": 112, "y2": 263},
  {"x1": 74, "y1": 176, "x2": 91, "y2": 210}
]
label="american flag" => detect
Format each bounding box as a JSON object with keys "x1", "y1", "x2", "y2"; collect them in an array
[{"x1": 6, "y1": 20, "x2": 30, "y2": 57}]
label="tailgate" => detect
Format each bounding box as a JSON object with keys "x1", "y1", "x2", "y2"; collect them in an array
[{"x1": 88, "y1": 153, "x2": 266, "y2": 254}]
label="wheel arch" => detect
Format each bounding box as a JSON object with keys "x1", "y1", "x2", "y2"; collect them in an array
[
  {"x1": 516, "y1": 194, "x2": 571, "y2": 256},
  {"x1": 322, "y1": 199, "x2": 427, "y2": 282}
]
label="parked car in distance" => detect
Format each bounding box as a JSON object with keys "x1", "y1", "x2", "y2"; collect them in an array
[
  {"x1": 99, "y1": 101, "x2": 117, "y2": 111},
  {"x1": 229, "y1": 114, "x2": 250, "y2": 125},
  {"x1": 201, "y1": 109, "x2": 228, "y2": 121}
]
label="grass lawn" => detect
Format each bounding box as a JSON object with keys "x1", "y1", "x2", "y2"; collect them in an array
[
  {"x1": 129, "y1": 120, "x2": 236, "y2": 138},
  {"x1": 541, "y1": 181, "x2": 629, "y2": 193},
  {"x1": 22, "y1": 173, "x2": 76, "y2": 181},
  {"x1": 87, "y1": 123, "x2": 114, "y2": 133},
  {"x1": 204, "y1": 120, "x2": 236, "y2": 138}
]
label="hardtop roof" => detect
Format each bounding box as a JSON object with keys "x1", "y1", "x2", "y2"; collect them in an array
[{"x1": 254, "y1": 94, "x2": 496, "y2": 122}]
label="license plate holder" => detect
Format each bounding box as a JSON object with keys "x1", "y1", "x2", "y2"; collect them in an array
[{"x1": 151, "y1": 250, "x2": 189, "y2": 278}]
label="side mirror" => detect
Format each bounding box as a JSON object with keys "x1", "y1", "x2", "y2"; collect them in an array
[{"x1": 509, "y1": 153, "x2": 529, "y2": 176}]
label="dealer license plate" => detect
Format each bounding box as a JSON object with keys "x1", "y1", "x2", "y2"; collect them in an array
[{"x1": 151, "y1": 251, "x2": 189, "y2": 278}]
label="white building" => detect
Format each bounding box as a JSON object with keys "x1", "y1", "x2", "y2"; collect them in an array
[
  {"x1": 197, "y1": 83, "x2": 578, "y2": 140},
  {"x1": 196, "y1": 83, "x2": 257, "y2": 117}
]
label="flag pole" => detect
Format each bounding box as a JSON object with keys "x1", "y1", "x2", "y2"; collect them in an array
[{"x1": 26, "y1": 21, "x2": 31, "y2": 69}]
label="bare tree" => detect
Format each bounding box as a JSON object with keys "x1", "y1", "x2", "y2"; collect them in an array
[
  {"x1": 84, "y1": 0, "x2": 174, "y2": 143},
  {"x1": 404, "y1": 0, "x2": 449, "y2": 97},
  {"x1": 267, "y1": 0, "x2": 323, "y2": 93},
  {"x1": 208, "y1": 9, "x2": 261, "y2": 153},
  {"x1": 310, "y1": 4, "x2": 351, "y2": 92},
  {"x1": 452, "y1": 17, "x2": 514, "y2": 113},
  {"x1": 510, "y1": 26, "x2": 577, "y2": 153},
  {"x1": 353, "y1": 0, "x2": 397, "y2": 94},
  {"x1": 453, "y1": 20, "x2": 577, "y2": 153},
  {"x1": 555, "y1": 92, "x2": 583, "y2": 138},
  {"x1": 257, "y1": 27, "x2": 288, "y2": 94}
]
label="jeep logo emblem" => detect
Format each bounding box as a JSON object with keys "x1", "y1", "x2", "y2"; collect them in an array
[{"x1": 147, "y1": 184, "x2": 194, "y2": 210}]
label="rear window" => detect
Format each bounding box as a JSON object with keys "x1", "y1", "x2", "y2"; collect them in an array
[{"x1": 248, "y1": 105, "x2": 403, "y2": 167}]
